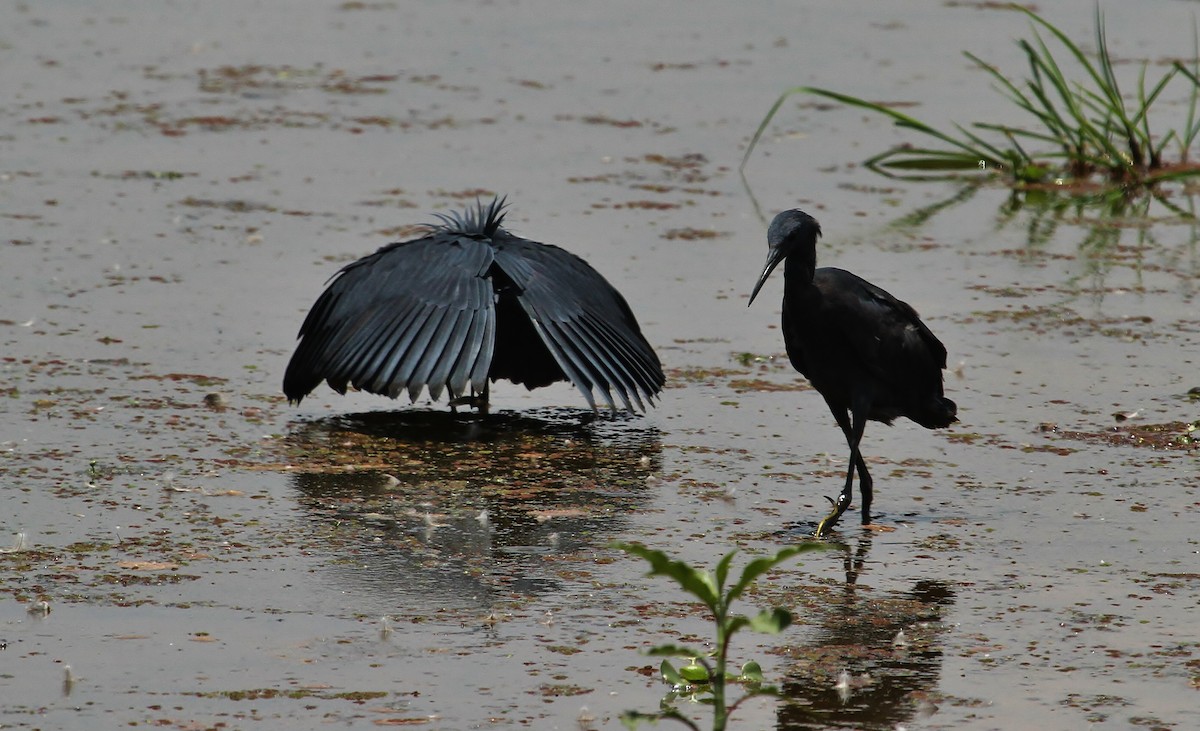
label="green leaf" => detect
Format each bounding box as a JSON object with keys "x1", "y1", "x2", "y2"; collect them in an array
[
  {"x1": 739, "y1": 661, "x2": 764, "y2": 684},
  {"x1": 644, "y1": 643, "x2": 706, "y2": 660},
  {"x1": 714, "y1": 550, "x2": 737, "y2": 592},
  {"x1": 727, "y1": 544, "x2": 828, "y2": 602},
  {"x1": 872, "y1": 154, "x2": 989, "y2": 171},
  {"x1": 659, "y1": 659, "x2": 686, "y2": 686},
  {"x1": 749, "y1": 683, "x2": 782, "y2": 698},
  {"x1": 725, "y1": 615, "x2": 750, "y2": 637},
  {"x1": 620, "y1": 710, "x2": 663, "y2": 730},
  {"x1": 613, "y1": 541, "x2": 720, "y2": 608},
  {"x1": 678, "y1": 660, "x2": 711, "y2": 684},
  {"x1": 748, "y1": 607, "x2": 793, "y2": 634}
]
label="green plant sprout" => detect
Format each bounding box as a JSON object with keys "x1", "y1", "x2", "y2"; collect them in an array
[
  {"x1": 743, "y1": 5, "x2": 1200, "y2": 191},
  {"x1": 614, "y1": 541, "x2": 829, "y2": 731}
]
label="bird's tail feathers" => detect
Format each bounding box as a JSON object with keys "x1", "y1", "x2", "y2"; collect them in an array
[{"x1": 912, "y1": 396, "x2": 958, "y2": 429}]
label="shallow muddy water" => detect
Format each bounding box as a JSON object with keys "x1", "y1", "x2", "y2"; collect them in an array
[{"x1": 2, "y1": 1, "x2": 1197, "y2": 729}]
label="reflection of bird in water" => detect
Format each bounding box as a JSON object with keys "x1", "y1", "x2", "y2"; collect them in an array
[
  {"x1": 285, "y1": 409, "x2": 663, "y2": 614},
  {"x1": 284, "y1": 197, "x2": 665, "y2": 413},
  {"x1": 777, "y1": 532, "x2": 955, "y2": 729},
  {"x1": 749, "y1": 210, "x2": 957, "y2": 536}
]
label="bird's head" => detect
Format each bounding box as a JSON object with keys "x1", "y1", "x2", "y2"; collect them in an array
[{"x1": 748, "y1": 209, "x2": 821, "y2": 306}]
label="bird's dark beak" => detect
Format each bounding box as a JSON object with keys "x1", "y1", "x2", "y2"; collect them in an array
[{"x1": 748, "y1": 246, "x2": 785, "y2": 307}]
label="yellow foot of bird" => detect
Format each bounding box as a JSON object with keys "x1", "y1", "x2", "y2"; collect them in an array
[{"x1": 814, "y1": 495, "x2": 845, "y2": 538}]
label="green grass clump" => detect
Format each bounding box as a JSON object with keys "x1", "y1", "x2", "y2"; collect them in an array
[{"x1": 743, "y1": 5, "x2": 1200, "y2": 191}]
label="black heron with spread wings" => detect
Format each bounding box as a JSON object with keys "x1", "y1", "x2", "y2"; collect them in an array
[{"x1": 284, "y1": 197, "x2": 664, "y2": 413}]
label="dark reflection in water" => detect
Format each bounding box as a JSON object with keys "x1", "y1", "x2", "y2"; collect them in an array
[
  {"x1": 778, "y1": 533, "x2": 955, "y2": 730},
  {"x1": 283, "y1": 408, "x2": 661, "y2": 613}
]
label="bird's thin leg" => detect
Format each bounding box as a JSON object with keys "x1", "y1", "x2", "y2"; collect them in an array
[
  {"x1": 847, "y1": 401, "x2": 872, "y2": 525},
  {"x1": 815, "y1": 403, "x2": 856, "y2": 537},
  {"x1": 452, "y1": 381, "x2": 490, "y2": 414},
  {"x1": 477, "y1": 381, "x2": 490, "y2": 415}
]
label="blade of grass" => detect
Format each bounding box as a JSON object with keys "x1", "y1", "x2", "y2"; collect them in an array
[
  {"x1": 1092, "y1": 5, "x2": 1128, "y2": 115},
  {"x1": 740, "y1": 85, "x2": 805, "y2": 172},
  {"x1": 1022, "y1": 6, "x2": 1123, "y2": 120},
  {"x1": 868, "y1": 154, "x2": 989, "y2": 171},
  {"x1": 971, "y1": 121, "x2": 1061, "y2": 149},
  {"x1": 1021, "y1": 34, "x2": 1121, "y2": 165},
  {"x1": 950, "y1": 120, "x2": 1019, "y2": 163},
  {"x1": 1185, "y1": 20, "x2": 1200, "y2": 160},
  {"x1": 1135, "y1": 64, "x2": 1178, "y2": 167},
  {"x1": 1172, "y1": 61, "x2": 1200, "y2": 161},
  {"x1": 803, "y1": 87, "x2": 1008, "y2": 162},
  {"x1": 966, "y1": 49, "x2": 1075, "y2": 149},
  {"x1": 740, "y1": 86, "x2": 1006, "y2": 172},
  {"x1": 1021, "y1": 37, "x2": 1084, "y2": 142},
  {"x1": 744, "y1": 5, "x2": 1200, "y2": 190},
  {"x1": 1024, "y1": 6, "x2": 1143, "y2": 165},
  {"x1": 864, "y1": 150, "x2": 990, "y2": 181}
]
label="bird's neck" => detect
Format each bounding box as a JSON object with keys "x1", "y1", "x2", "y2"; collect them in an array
[{"x1": 783, "y1": 249, "x2": 816, "y2": 291}]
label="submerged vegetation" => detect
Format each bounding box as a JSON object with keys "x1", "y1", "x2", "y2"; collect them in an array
[{"x1": 744, "y1": 5, "x2": 1200, "y2": 194}]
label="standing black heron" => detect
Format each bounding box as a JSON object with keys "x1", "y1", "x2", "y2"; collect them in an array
[
  {"x1": 283, "y1": 197, "x2": 664, "y2": 413},
  {"x1": 748, "y1": 210, "x2": 957, "y2": 536}
]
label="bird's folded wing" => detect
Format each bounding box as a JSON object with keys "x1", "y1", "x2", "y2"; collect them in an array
[
  {"x1": 283, "y1": 234, "x2": 496, "y2": 404},
  {"x1": 493, "y1": 237, "x2": 664, "y2": 412},
  {"x1": 833, "y1": 275, "x2": 948, "y2": 387}
]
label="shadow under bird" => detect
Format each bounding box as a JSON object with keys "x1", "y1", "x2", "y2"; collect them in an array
[
  {"x1": 748, "y1": 209, "x2": 957, "y2": 536},
  {"x1": 284, "y1": 197, "x2": 664, "y2": 413}
]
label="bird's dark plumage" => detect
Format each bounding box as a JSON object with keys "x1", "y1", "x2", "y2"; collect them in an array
[
  {"x1": 284, "y1": 197, "x2": 664, "y2": 413},
  {"x1": 748, "y1": 209, "x2": 956, "y2": 535}
]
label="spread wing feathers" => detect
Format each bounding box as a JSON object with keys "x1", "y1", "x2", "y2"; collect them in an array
[
  {"x1": 492, "y1": 235, "x2": 665, "y2": 412},
  {"x1": 282, "y1": 233, "x2": 496, "y2": 404}
]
